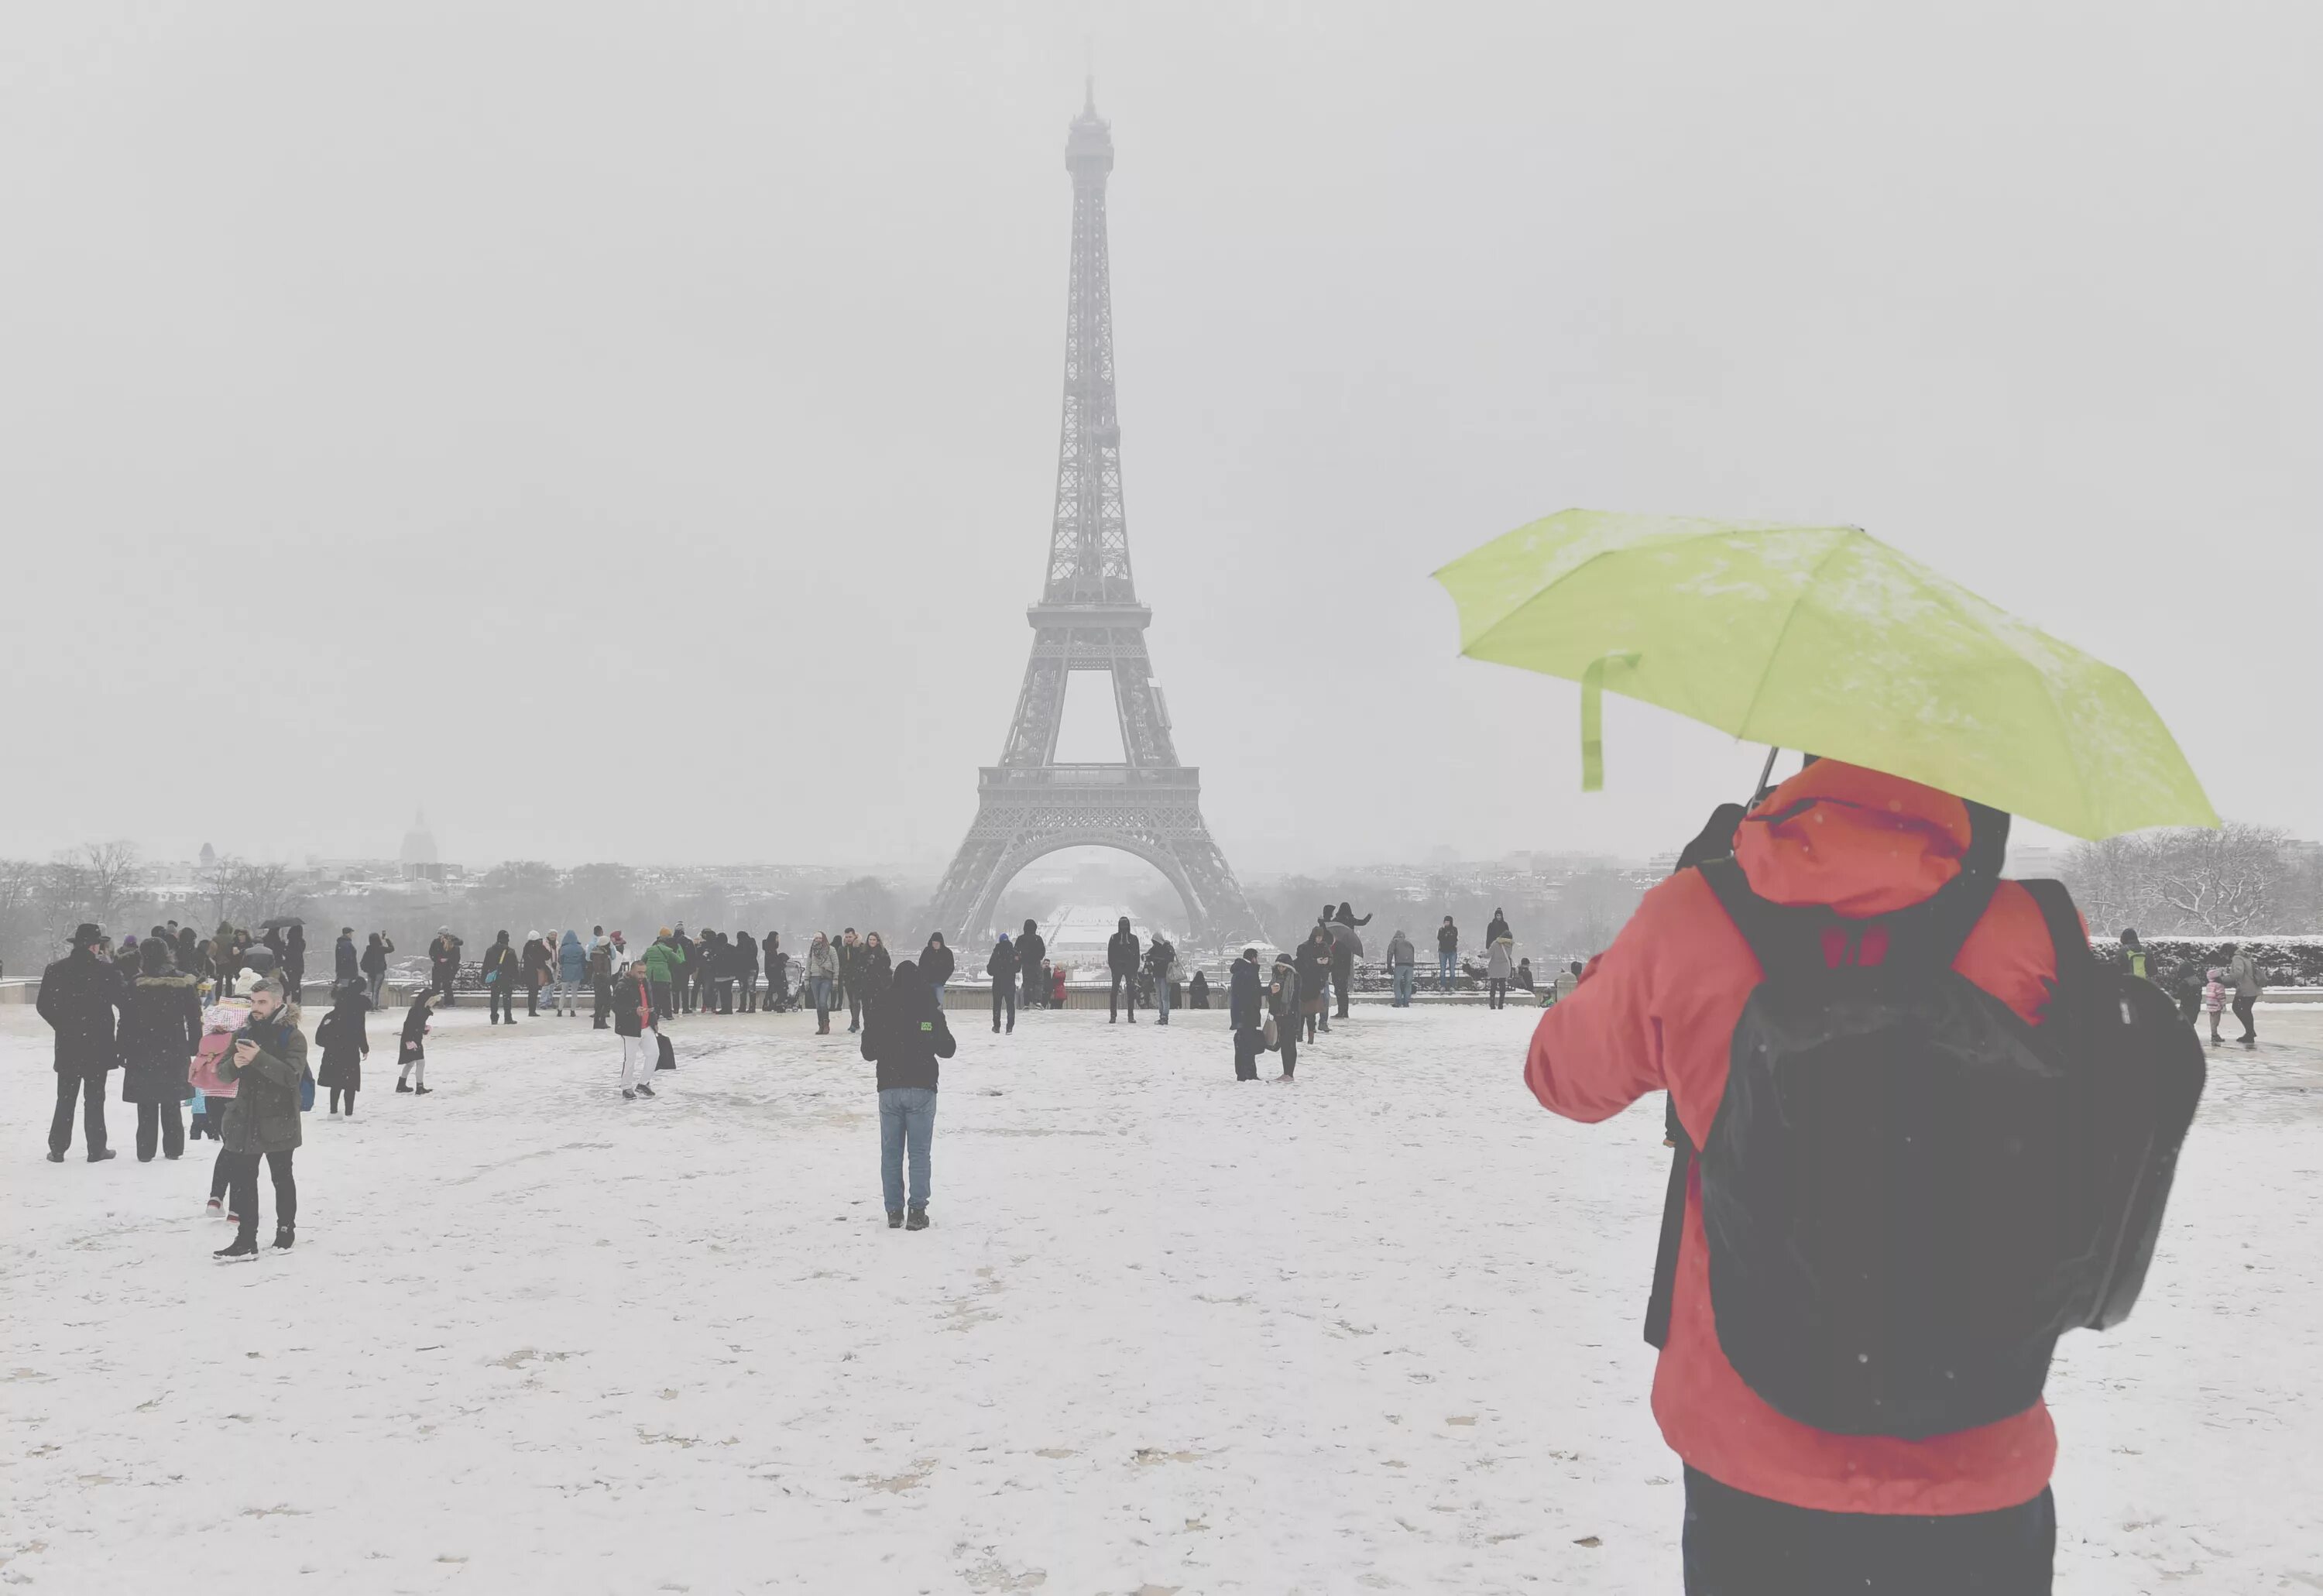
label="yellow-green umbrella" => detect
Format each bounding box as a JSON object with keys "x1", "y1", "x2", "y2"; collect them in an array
[{"x1": 1432, "y1": 510, "x2": 2216, "y2": 839}]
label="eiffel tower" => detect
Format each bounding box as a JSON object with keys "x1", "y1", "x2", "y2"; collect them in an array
[{"x1": 924, "y1": 85, "x2": 1257, "y2": 949}]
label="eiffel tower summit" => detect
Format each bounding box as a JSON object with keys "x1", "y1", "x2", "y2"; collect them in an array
[{"x1": 925, "y1": 85, "x2": 1258, "y2": 949}]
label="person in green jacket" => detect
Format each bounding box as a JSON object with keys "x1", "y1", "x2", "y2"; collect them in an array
[
  {"x1": 642, "y1": 930, "x2": 685, "y2": 1024},
  {"x1": 212, "y1": 974, "x2": 306, "y2": 1260}
]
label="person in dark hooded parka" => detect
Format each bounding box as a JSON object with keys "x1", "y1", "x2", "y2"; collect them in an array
[{"x1": 119, "y1": 935, "x2": 201, "y2": 1160}]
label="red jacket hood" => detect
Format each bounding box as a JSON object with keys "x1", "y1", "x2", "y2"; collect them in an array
[{"x1": 1735, "y1": 760, "x2": 1971, "y2": 918}]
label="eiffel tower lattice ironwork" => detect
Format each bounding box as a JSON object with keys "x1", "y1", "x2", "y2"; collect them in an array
[{"x1": 925, "y1": 86, "x2": 1258, "y2": 949}]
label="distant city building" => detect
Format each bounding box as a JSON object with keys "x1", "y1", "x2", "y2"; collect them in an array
[
  {"x1": 198, "y1": 842, "x2": 216, "y2": 868},
  {"x1": 400, "y1": 811, "x2": 443, "y2": 882}
]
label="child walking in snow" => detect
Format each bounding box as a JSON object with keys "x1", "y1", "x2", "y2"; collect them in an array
[
  {"x1": 2201, "y1": 967, "x2": 2228, "y2": 1046},
  {"x1": 397, "y1": 990, "x2": 436, "y2": 1094}
]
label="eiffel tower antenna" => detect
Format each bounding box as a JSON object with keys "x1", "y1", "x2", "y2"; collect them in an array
[{"x1": 923, "y1": 89, "x2": 1258, "y2": 948}]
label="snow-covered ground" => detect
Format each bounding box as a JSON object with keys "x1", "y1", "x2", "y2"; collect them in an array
[{"x1": 3, "y1": 1001, "x2": 2318, "y2": 1593}]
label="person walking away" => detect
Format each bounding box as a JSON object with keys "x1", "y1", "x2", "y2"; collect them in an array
[
  {"x1": 736, "y1": 928, "x2": 761, "y2": 1012},
  {"x1": 360, "y1": 932, "x2": 394, "y2": 1007},
  {"x1": 807, "y1": 933, "x2": 839, "y2": 1033},
  {"x1": 1485, "y1": 906, "x2": 1511, "y2": 947},
  {"x1": 921, "y1": 933, "x2": 956, "y2": 1004},
  {"x1": 987, "y1": 934, "x2": 1018, "y2": 1033},
  {"x1": 2119, "y1": 928, "x2": 2147, "y2": 982},
  {"x1": 588, "y1": 928, "x2": 615, "y2": 1028},
  {"x1": 1267, "y1": 950, "x2": 1301, "y2": 1082},
  {"x1": 614, "y1": 963, "x2": 659, "y2": 1100},
  {"x1": 396, "y1": 989, "x2": 436, "y2": 1093},
  {"x1": 2222, "y1": 942, "x2": 2260, "y2": 1046},
  {"x1": 643, "y1": 929, "x2": 684, "y2": 1025},
  {"x1": 119, "y1": 935, "x2": 201, "y2": 1161},
  {"x1": 427, "y1": 928, "x2": 462, "y2": 1005},
  {"x1": 1386, "y1": 928, "x2": 1417, "y2": 1007},
  {"x1": 334, "y1": 928, "x2": 359, "y2": 986},
  {"x1": 763, "y1": 931, "x2": 786, "y2": 1011},
  {"x1": 1189, "y1": 968, "x2": 1210, "y2": 1009},
  {"x1": 1229, "y1": 948, "x2": 1264, "y2": 1079},
  {"x1": 314, "y1": 980, "x2": 370, "y2": 1119},
  {"x1": 1107, "y1": 916, "x2": 1141, "y2": 1023},
  {"x1": 521, "y1": 932, "x2": 554, "y2": 1017},
  {"x1": 2201, "y1": 965, "x2": 2229, "y2": 1045},
  {"x1": 1328, "y1": 918, "x2": 1362, "y2": 1020},
  {"x1": 211, "y1": 974, "x2": 305, "y2": 1259},
  {"x1": 38, "y1": 923, "x2": 125, "y2": 1162},
  {"x1": 676, "y1": 928, "x2": 702, "y2": 1014},
  {"x1": 1017, "y1": 919, "x2": 1048, "y2": 1012},
  {"x1": 283, "y1": 924, "x2": 307, "y2": 996},
  {"x1": 1436, "y1": 916, "x2": 1459, "y2": 993},
  {"x1": 1146, "y1": 932, "x2": 1177, "y2": 1024},
  {"x1": 1485, "y1": 931, "x2": 1515, "y2": 1010},
  {"x1": 177, "y1": 924, "x2": 203, "y2": 988},
  {"x1": 862, "y1": 957, "x2": 956, "y2": 1230},
  {"x1": 1522, "y1": 757, "x2": 2135, "y2": 1591},
  {"x1": 1295, "y1": 925, "x2": 1333, "y2": 1041},
  {"x1": 481, "y1": 932, "x2": 520, "y2": 1024},
  {"x1": 838, "y1": 929, "x2": 865, "y2": 1031}
]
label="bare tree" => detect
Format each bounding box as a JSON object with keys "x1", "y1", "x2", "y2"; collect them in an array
[
  {"x1": 2063, "y1": 823, "x2": 2287, "y2": 934},
  {"x1": 0, "y1": 858, "x2": 46, "y2": 971},
  {"x1": 218, "y1": 860, "x2": 309, "y2": 927}
]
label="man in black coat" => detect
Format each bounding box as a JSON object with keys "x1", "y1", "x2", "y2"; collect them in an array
[
  {"x1": 37, "y1": 924, "x2": 125, "y2": 1162},
  {"x1": 1107, "y1": 916, "x2": 1141, "y2": 1024},
  {"x1": 1228, "y1": 948, "x2": 1264, "y2": 1081},
  {"x1": 1016, "y1": 919, "x2": 1046, "y2": 1013},
  {"x1": 334, "y1": 927, "x2": 359, "y2": 984},
  {"x1": 735, "y1": 928, "x2": 760, "y2": 1012}
]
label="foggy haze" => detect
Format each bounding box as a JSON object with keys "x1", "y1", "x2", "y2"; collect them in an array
[{"x1": 4, "y1": 2, "x2": 2316, "y2": 875}]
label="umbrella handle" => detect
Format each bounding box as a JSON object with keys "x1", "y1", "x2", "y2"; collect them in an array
[
  {"x1": 1750, "y1": 745, "x2": 1781, "y2": 809},
  {"x1": 1580, "y1": 652, "x2": 1640, "y2": 791}
]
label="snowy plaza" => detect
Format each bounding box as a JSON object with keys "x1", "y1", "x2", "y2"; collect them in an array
[{"x1": 5, "y1": 1000, "x2": 2318, "y2": 1593}]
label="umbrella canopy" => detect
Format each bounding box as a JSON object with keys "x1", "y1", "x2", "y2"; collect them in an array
[
  {"x1": 1433, "y1": 510, "x2": 2216, "y2": 840},
  {"x1": 259, "y1": 915, "x2": 304, "y2": 931}
]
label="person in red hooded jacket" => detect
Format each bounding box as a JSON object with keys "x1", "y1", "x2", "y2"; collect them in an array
[{"x1": 1526, "y1": 757, "x2": 2065, "y2": 1593}]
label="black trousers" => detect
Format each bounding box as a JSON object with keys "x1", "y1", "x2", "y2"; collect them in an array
[
  {"x1": 993, "y1": 981, "x2": 1015, "y2": 1031},
  {"x1": 490, "y1": 982, "x2": 516, "y2": 1021},
  {"x1": 433, "y1": 966, "x2": 458, "y2": 1004},
  {"x1": 1021, "y1": 970, "x2": 1042, "y2": 1011},
  {"x1": 714, "y1": 978, "x2": 733, "y2": 1014},
  {"x1": 1488, "y1": 979, "x2": 1508, "y2": 1009},
  {"x1": 1333, "y1": 963, "x2": 1353, "y2": 1018},
  {"x1": 136, "y1": 1099, "x2": 185, "y2": 1160},
  {"x1": 1278, "y1": 1028, "x2": 1298, "y2": 1078},
  {"x1": 328, "y1": 1086, "x2": 357, "y2": 1114},
  {"x1": 1234, "y1": 1025, "x2": 1263, "y2": 1079},
  {"x1": 593, "y1": 976, "x2": 612, "y2": 1025},
  {"x1": 1110, "y1": 973, "x2": 1136, "y2": 1021},
  {"x1": 225, "y1": 1149, "x2": 297, "y2": 1241},
  {"x1": 846, "y1": 987, "x2": 861, "y2": 1030},
  {"x1": 49, "y1": 1072, "x2": 108, "y2": 1155},
  {"x1": 526, "y1": 978, "x2": 541, "y2": 1016},
  {"x1": 2232, "y1": 994, "x2": 2257, "y2": 1040},
  {"x1": 1680, "y1": 1468, "x2": 2054, "y2": 1595},
  {"x1": 739, "y1": 973, "x2": 757, "y2": 1012}
]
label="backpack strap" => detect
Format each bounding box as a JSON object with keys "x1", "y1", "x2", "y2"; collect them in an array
[
  {"x1": 1643, "y1": 1108, "x2": 1692, "y2": 1349},
  {"x1": 2020, "y1": 877, "x2": 2095, "y2": 999},
  {"x1": 1698, "y1": 858, "x2": 1830, "y2": 981}
]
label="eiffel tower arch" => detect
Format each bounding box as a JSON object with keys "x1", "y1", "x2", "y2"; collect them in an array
[{"x1": 925, "y1": 86, "x2": 1258, "y2": 950}]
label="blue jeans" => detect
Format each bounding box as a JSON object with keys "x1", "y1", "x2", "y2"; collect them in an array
[
  {"x1": 811, "y1": 976, "x2": 834, "y2": 1022},
  {"x1": 1438, "y1": 952, "x2": 1456, "y2": 990},
  {"x1": 1392, "y1": 966, "x2": 1415, "y2": 1005},
  {"x1": 1155, "y1": 976, "x2": 1172, "y2": 1021},
  {"x1": 878, "y1": 1087, "x2": 937, "y2": 1214}
]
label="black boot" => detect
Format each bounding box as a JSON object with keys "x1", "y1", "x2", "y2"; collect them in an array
[
  {"x1": 214, "y1": 1233, "x2": 260, "y2": 1261},
  {"x1": 396, "y1": 1079, "x2": 413, "y2": 1092},
  {"x1": 887, "y1": 1210, "x2": 904, "y2": 1229},
  {"x1": 88, "y1": 1148, "x2": 116, "y2": 1162},
  {"x1": 272, "y1": 1227, "x2": 295, "y2": 1251},
  {"x1": 904, "y1": 1206, "x2": 929, "y2": 1231}
]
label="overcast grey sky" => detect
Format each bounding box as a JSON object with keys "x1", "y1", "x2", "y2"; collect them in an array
[{"x1": 4, "y1": 2, "x2": 2316, "y2": 874}]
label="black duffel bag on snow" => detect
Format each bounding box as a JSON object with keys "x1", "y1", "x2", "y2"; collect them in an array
[{"x1": 1642, "y1": 860, "x2": 2204, "y2": 1440}]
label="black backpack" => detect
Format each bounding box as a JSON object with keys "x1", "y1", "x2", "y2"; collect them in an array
[{"x1": 1642, "y1": 861, "x2": 2204, "y2": 1439}]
